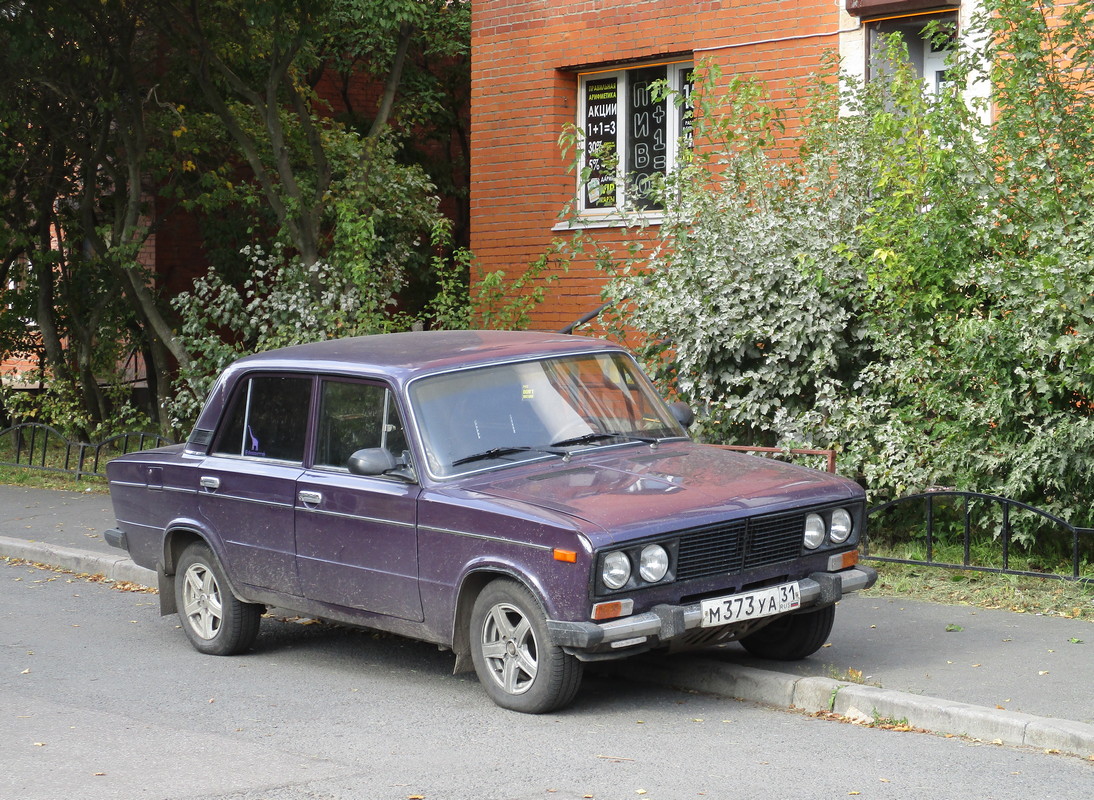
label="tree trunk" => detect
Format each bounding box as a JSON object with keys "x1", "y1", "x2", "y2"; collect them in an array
[{"x1": 369, "y1": 22, "x2": 413, "y2": 139}]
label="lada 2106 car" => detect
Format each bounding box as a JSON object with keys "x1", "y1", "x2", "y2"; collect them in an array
[{"x1": 106, "y1": 330, "x2": 876, "y2": 712}]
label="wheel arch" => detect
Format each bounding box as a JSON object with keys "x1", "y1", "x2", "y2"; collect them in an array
[
  {"x1": 450, "y1": 566, "x2": 549, "y2": 675},
  {"x1": 158, "y1": 527, "x2": 245, "y2": 616}
]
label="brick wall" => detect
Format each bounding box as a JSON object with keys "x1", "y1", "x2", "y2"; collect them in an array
[{"x1": 471, "y1": 0, "x2": 850, "y2": 332}]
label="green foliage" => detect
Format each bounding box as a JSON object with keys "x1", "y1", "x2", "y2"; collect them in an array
[
  {"x1": 472, "y1": 248, "x2": 568, "y2": 332},
  {"x1": 1, "y1": 0, "x2": 472, "y2": 437},
  {"x1": 564, "y1": 1, "x2": 1094, "y2": 537}
]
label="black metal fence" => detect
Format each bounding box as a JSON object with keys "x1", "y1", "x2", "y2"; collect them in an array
[
  {"x1": 0, "y1": 422, "x2": 172, "y2": 481},
  {"x1": 2, "y1": 424, "x2": 1091, "y2": 583},
  {"x1": 866, "y1": 490, "x2": 1093, "y2": 585}
]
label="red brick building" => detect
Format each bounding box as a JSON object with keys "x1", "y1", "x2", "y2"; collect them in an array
[{"x1": 470, "y1": 0, "x2": 973, "y2": 332}]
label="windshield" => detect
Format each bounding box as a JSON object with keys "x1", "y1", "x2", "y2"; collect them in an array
[{"x1": 409, "y1": 352, "x2": 686, "y2": 477}]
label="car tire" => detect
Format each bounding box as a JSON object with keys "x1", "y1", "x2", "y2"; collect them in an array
[
  {"x1": 175, "y1": 542, "x2": 262, "y2": 656},
  {"x1": 738, "y1": 604, "x2": 835, "y2": 661},
  {"x1": 469, "y1": 579, "x2": 583, "y2": 713}
]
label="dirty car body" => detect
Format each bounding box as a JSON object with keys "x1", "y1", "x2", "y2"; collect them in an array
[{"x1": 106, "y1": 330, "x2": 876, "y2": 712}]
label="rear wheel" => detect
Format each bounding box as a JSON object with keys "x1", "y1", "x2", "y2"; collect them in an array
[
  {"x1": 175, "y1": 542, "x2": 262, "y2": 656},
  {"x1": 739, "y1": 604, "x2": 835, "y2": 661},
  {"x1": 470, "y1": 580, "x2": 583, "y2": 713}
]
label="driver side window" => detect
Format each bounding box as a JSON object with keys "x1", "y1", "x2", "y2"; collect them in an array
[{"x1": 314, "y1": 380, "x2": 407, "y2": 471}]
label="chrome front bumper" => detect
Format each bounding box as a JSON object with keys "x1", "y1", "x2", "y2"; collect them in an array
[{"x1": 547, "y1": 566, "x2": 878, "y2": 653}]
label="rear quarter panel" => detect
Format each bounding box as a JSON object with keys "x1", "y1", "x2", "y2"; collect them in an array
[{"x1": 107, "y1": 446, "x2": 202, "y2": 571}]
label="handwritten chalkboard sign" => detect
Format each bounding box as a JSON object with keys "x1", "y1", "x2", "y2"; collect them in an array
[
  {"x1": 627, "y1": 65, "x2": 667, "y2": 209},
  {"x1": 583, "y1": 77, "x2": 619, "y2": 209}
]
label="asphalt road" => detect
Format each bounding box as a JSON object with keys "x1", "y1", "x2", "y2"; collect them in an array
[{"x1": 3, "y1": 558, "x2": 1092, "y2": 800}]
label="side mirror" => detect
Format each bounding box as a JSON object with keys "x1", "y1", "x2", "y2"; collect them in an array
[
  {"x1": 347, "y1": 448, "x2": 397, "y2": 476},
  {"x1": 669, "y1": 401, "x2": 695, "y2": 429}
]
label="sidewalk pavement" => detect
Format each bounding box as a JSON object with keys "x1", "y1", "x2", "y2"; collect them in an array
[{"x1": 2, "y1": 484, "x2": 1092, "y2": 758}]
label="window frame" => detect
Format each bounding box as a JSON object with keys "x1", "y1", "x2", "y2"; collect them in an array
[
  {"x1": 210, "y1": 372, "x2": 315, "y2": 465},
  {"x1": 311, "y1": 376, "x2": 409, "y2": 475},
  {"x1": 571, "y1": 59, "x2": 694, "y2": 224},
  {"x1": 865, "y1": 10, "x2": 959, "y2": 96}
]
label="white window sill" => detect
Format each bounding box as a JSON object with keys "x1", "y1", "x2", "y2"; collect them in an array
[{"x1": 552, "y1": 210, "x2": 664, "y2": 231}]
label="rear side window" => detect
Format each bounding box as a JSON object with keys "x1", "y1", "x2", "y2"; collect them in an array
[{"x1": 213, "y1": 375, "x2": 312, "y2": 462}]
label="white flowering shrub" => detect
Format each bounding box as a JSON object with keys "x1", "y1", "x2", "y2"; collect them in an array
[{"x1": 570, "y1": 3, "x2": 1094, "y2": 540}]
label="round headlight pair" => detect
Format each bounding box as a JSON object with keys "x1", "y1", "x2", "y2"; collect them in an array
[
  {"x1": 804, "y1": 508, "x2": 854, "y2": 549},
  {"x1": 602, "y1": 544, "x2": 670, "y2": 589}
]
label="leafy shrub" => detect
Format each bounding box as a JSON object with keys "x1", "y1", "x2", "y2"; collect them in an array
[{"x1": 564, "y1": 0, "x2": 1094, "y2": 535}]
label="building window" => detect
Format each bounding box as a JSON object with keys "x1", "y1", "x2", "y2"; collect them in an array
[
  {"x1": 867, "y1": 12, "x2": 958, "y2": 95},
  {"x1": 578, "y1": 60, "x2": 693, "y2": 214}
]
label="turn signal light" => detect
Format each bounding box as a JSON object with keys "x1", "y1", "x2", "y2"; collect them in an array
[
  {"x1": 591, "y1": 599, "x2": 634, "y2": 620},
  {"x1": 827, "y1": 550, "x2": 859, "y2": 571},
  {"x1": 553, "y1": 548, "x2": 577, "y2": 563}
]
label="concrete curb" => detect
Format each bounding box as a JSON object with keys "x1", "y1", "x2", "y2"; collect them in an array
[
  {"x1": 604, "y1": 658, "x2": 1094, "y2": 759},
  {"x1": 1, "y1": 535, "x2": 156, "y2": 586},
  {"x1": 4, "y1": 536, "x2": 1092, "y2": 759}
]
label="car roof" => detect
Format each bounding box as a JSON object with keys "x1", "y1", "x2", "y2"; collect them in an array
[{"x1": 227, "y1": 330, "x2": 624, "y2": 384}]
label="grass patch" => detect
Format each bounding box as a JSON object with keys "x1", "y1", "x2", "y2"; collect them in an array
[
  {"x1": 863, "y1": 559, "x2": 1094, "y2": 621},
  {"x1": 0, "y1": 466, "x2": 108, "y2": 492}
]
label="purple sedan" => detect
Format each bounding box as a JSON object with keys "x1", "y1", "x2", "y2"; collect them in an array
[{"x1": 106, "y1": 330, "x2": 875, "y2": 712}]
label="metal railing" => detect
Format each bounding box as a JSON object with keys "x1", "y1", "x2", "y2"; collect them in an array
[
  {"x1": 0, "y1": 422, "x2": 172, "y2": 481},
  {"x1": 865, "y1": 490, "x2": 1093, "y2": 584}
]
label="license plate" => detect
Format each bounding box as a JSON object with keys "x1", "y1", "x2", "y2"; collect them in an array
[{"x1": 699, "y1": 582, "x2": 801, "y2": 628}]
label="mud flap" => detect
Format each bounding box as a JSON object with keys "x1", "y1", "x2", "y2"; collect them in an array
[{"x1": 157, "y1": 564, "x2": 177, "y2": 616}]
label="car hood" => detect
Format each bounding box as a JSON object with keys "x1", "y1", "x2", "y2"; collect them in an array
[{"x1": 464, "y1": 442, "x2": 861, "y2": 546}]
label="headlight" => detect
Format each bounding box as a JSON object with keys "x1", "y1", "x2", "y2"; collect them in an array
[
  {"x1": 830, "y1": 508, "x2": 853, "y2": 543},
  {"x1": 602, "y1": 551, "x2": 631, "y2": 589},
  {"x1": 804, "y1": 513, "x2": 826, "y2": 549},
  {"x1": 639, "y1": 544, "x2": 669, "y2": 583}
]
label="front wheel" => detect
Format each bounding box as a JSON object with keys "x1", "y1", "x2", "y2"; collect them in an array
[
  {"x1": 175, "y1": 542, "x2": 262, "y2": 656},
  {"x1": 469, "y1": 580, "x2": 583, "y2": 713},
  {"x1": 738, "y1": 604, "x2": 835, "y2": 660}
]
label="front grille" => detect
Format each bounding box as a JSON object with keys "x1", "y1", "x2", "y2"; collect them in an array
[{"x1": 675, "y1": 511, "x2": 805, "y2": 581}]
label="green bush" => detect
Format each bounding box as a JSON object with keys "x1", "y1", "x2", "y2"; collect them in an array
[{"x1": 566, "y1": 0, "x2": 1094, "y2": 536}]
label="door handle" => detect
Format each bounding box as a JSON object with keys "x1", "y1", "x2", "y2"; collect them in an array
[
  {"x1": 298, "y1": 490, "x2": 322, "y2": 505},
  {"x1": 200, "y1": 476, "x2": 220, "y2": 491}
]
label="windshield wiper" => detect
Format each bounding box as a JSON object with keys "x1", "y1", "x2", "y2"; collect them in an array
[
  {"x1": 451, "y1": 446, "x2": 564, "y2": 467},
  {"x1": 550, "y1": 431, "x2": 662, "y2": 448}
]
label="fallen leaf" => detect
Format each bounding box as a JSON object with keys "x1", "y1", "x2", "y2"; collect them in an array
[
  {"x1": 1038, "y1": 671, "x2": 1049, "y2": 675},
  {"x1": 34, "y1": 742, "x2": 46, "y2": 747},
  {"x1": 21, "y1": 668, "x2": 30, "y2": 675},
  {"x1": 93, "y1": 773, "x2": 106, "y2": 777},
  {"x1": 636, "y1": 791, "x2": 647, "y2": 796}
]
